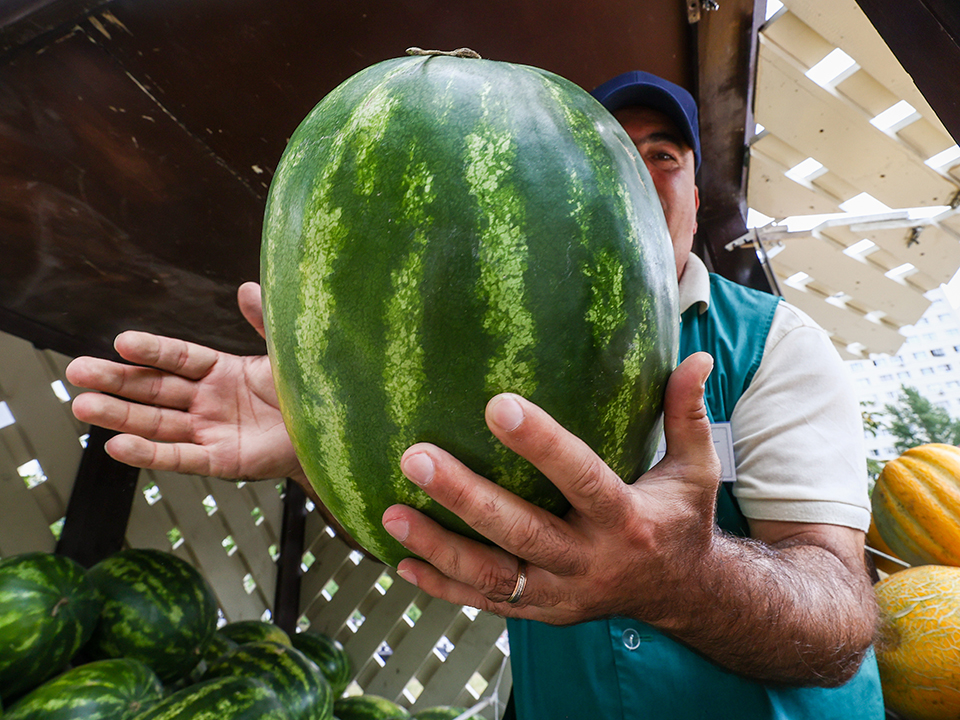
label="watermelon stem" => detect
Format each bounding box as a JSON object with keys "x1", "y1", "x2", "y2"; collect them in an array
[
  {"x1": 405, "y1": 46, "x2": 482, "y2": 59},
  {"x1": 50, "y1": 596, "x2": 69, "y2": 617}
]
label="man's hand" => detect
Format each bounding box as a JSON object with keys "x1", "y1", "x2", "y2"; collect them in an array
[
  {"x1": 381, "y1": 351, "x2": 877, "y2": 686},
  {"x1": 382, "y1": 352, "x2": 721, "y2": 623},
  {"x1": 65, "y1": 282, "x2": 304, "y2": 483}
]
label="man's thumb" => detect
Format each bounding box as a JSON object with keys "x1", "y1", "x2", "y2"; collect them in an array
[
  {"x1": 238, "y1": 282, "x2": 266, "y2": 340},
  {"x1": 661, "y1": 352, "x2": 719, "y2": 479}
]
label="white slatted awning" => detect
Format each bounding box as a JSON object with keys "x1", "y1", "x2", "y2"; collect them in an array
[{"x1": 745, "y1": 0, "x2": 960, "y2": 359}]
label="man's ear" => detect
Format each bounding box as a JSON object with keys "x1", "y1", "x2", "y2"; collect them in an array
[{"x1": 693, "y1": 185, "x2": 700, "y2": 234}]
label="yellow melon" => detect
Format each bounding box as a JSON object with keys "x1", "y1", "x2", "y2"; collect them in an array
[
  {"x1": 875, "y1": 564, "x2": 960, "y2": 719},
  {"x1": 866, "y1": 517, "x2": 908, "y2": 576},
  {"x1": 871, "y1": 443, "x2": 960, "y2": 567}
]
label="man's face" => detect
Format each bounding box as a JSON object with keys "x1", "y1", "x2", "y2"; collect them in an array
[{"x1": 613, "y1": 107, "x2": 700, "y2": 280}]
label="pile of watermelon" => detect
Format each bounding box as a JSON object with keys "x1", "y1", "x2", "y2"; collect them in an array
[{"x1": 0, "y1": 548, "x2": 487, "y2": 719}]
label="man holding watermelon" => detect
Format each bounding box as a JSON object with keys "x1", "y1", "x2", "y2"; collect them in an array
[{"x1": 66, "y1": 70, "x2": 882, "y2": 719}]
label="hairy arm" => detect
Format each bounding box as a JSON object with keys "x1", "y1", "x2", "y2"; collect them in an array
[{"x1": 659, "y1": 520, "x2": 876, "y2": 685}]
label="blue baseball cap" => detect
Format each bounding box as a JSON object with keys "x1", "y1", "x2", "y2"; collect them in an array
[{"x1": 590, "y1": 71, "x2": 701, "y2": 171}]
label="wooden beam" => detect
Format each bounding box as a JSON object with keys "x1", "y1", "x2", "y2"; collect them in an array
[
  {"x1": 0, "y1": 0, "x2": 109, "y2": 57},
  {"x1": 56, "y1": 424, "x2": 140, "y2": 568},
  {"x1": 855, "y1": 0, "x2": 960, "y2": 144},
  {"x1": 693, "y1": 0, "x2": 774, "y2": 293}
]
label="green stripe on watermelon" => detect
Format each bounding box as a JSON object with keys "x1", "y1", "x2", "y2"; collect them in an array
[
  {"x1": 0, "y1": 552, "x2": 102, "y2": 701},
  {"x1": 84, "y1": 549, "x2": 218, "y2": 683},
  {"x1": 290, "y1": 631, "x2": 352, "y2": 697},
  {"x1": 333, "y1": 694, "x2": 411, "y2": 720},
  {"x1": 200, "y1": 641, "x2": 333, "y2": 720},
  {"x1": 4, "y1": 658, "x2": 163, "y2": 720},
  {"x1": 132, "y1": 676, "x2": 289, "y2": 720},
  {"x1": 383, "y1": 159, "x2": 433, "y2": 511},
  {"x1": 262, "y1": 53, "x2": 678, "y2": 567}
]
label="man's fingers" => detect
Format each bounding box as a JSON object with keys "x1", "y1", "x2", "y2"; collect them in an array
[
  {"x1": 238, "y1": 282, "x2": 266, "y2": 340},
  {"x1": 483, "y1": 394, "x2": 629, "y2": 530},
  {"x1": 104, "y1": 434, "x2": 211, "y2": 474},
  {"x1": 66, "y1": 357, "x2": 197, "y2": 410},
  {"x1": 113, "y1": 331, "x2": 219, "y2": 381},
  {"x1": 71, "y1": 392, "x2": 194, "y2": 443},
  {"x1": 396, "y1": 444, "x2": 583, "y2": 575},
  {"x1": 383, "y1": 504, "x2": 523, "y2": 602}
]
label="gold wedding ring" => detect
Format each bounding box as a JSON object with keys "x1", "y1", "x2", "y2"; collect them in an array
[{"x1": 506, "y1": 559, "x2": 527, "y2": 604}]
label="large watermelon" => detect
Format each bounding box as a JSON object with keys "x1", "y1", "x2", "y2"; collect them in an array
[
  {"x1": 3, "y1": 658, "x2": 163, "y2": 720},
  {"x1": 0, "y1": 551, "x2": 102, "y2": 701},
  {"x1": 200, "y1": 641, "x2": 333, "y2": 720},
  {"x1": 132, "y1": 677, "x2": 290, "y2": 720},
  {"x1": 83, "y1": 549, "x2": 218, "y2": 683},
  {"x1": 261, "y1": 50, "x2": 678, "y2": 567}
]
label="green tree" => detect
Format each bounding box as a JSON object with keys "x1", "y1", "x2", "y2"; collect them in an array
[
  {"x1": 883, "y1": 385, "x2": 960, "y2": 454},
  {"x1": 860, "y1": 402, "x2": 886, "y2": 487}
]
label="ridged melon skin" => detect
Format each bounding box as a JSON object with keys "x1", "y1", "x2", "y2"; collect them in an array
[
  {"x1": 4, "y1": 658, "x2": 163, "y2": 720},
  {"x1": 875, "y1": 565, "x2": 960, "y2": 720},
  {"x1": 290, "y1": 630, "x2": 352, "y2": 697},
  {"x1": 872, "y1": 443, "x2": 960, "y2": 566},
  {"x1": 201, "y1": 641, "x2": 333, "y2": 720},
  {"x1": 84, "y1": 549, "x2": 219, "y2": 683},
  {"x1": 261, "y1": 54, "x2": 679, "y2": 567},
  {"x1": 133, "y1": 676, "x2": 290, "y2": 720},
  {"x1": 0, "y1": 551, "x2": 102, "y2": 701}
]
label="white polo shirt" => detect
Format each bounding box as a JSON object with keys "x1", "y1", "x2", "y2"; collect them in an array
[{"x1": 678, "y1": 253, "x2": 872, "y2": 532}]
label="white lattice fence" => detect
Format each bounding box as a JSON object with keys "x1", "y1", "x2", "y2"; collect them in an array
[
  {"x1": 0, "y1": 328, "x2": 510, "y2": 717},
  {"x1": 126, "y1": 469, "x2": 284, "y2": 623},
  {"x1": 0, "y1": 330, "x2": 83, "y2": 557},
  {"x1": 297, "y1": 511, "x2": 511, "y2": 715}
]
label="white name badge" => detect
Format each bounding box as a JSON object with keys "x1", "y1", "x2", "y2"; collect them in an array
[{"x1": 650, "y1": 422, "x2": 736, "y2": 483}]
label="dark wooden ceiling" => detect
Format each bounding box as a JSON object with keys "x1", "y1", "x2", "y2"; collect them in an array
[
  {"x1": 0, "y1": 0, "x2": 955, "y2": 360},
  {"x1": 0, "y1": 0, "x2": 700, "y2": 358}
]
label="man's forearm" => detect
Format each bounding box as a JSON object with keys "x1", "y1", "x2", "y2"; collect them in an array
[{"x1": 652, "y1": 532, "x2": 878, "y2": 686}]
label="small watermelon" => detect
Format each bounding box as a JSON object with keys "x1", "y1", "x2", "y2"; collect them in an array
[
  {"x1": 334, "y1": 695, "x2": 411, "y2": 720},
  {"x1": 261, "y1": 51, "x2": 678, "y2": 566},
  {"x1": 83, "y1": 548, "x2": 218, "y2": 683},
  {"x1": 4, "y1": 658, "x2": 163, "y2": 720},
  {"x1": 201, "y1": 641, "x2": 333, "y2": 720},
  {"x1": 0, "y1": 551, "x2": 102, "y2": 700},
  {"x1": 132, "y1": 676, "x2": 290, "y2": 720},
  {"x1": 218, "y1": 619, "x2": 291, "y2": 646},
  {"x1": 291, "y1": 630, "x2": 352, "y2": 696}
]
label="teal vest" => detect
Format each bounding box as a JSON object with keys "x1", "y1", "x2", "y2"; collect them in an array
[{"x1": 507, "y1": 273, "x2": 883, "y2": 719}]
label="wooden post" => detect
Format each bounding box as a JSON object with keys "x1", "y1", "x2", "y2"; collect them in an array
[
  {"x1": 693, "y1": 0, "x2": 775, "y2": 294},
  {"x1": 56, "y1": 425, "x2": 140, "y2": 568},
  {"x1": 273, "y1": 479, "x2": 307, "y2": 634}
]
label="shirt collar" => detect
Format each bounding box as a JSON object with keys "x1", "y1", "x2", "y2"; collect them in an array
[{"x1": 677, "y1": 252, "x2": 710, "y2": 315}]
